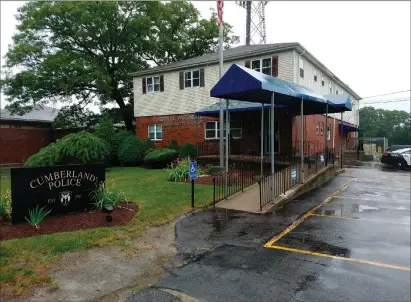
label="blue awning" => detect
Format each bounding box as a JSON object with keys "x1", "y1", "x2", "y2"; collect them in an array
[
  {"x1": 210, "y1": 64, "x2": 338, "y2": 114},
  {"x1": 324, "y1": 94, "x2": 353, "y2": 112},
  {"x1": 339, "y1": 123, "x2": 360, "y2": 133},
  {"x1": 195, "y1": 100, "x2": 287, "y2": 116}
]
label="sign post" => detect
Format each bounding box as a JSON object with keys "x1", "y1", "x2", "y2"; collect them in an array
[{"x1": 189, "y1": 161, "x2": 197, "y2": 208}]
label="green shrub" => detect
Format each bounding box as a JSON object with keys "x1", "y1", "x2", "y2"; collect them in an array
[
  {"x1": 118, "y1": 135, "x2": 145, "y2": 165},
  {"x1": 144, "y1": 149, "x2": 178, "y2": 168},
  {"x1": 169, "y1": 139, "x2": 179, "y2": 151},
  {"x1": 144, "y1": 147, "x2": 155, "y2": 157},
  {"x1": 0, "y1": 190, "x2": 11, "y2": 219},
  {"x1": 25, "y1": 205, "x2": 52, "y2": 229},
  {"x1": 58, "y1": 131, "x2": 109, "y2": 165},
  {"x1": 167, "y1": 157, "x2": 204, "y2": 182},
  {"x1": 179, "y1": 143, "x2": 197, "y2": 159},
  {"x1": 25, "y1": 132, "x2": 108, "y2": 167},
  {"x1": 143, "y1": 139, "x2": 155, "y2": 154},
  {"x1": 90, "y1": 182, "x2": 126, "y2": 210},
  {"x1": 25, "y1": 143, "x2": 60, "y2": 167},
  {"x1": 95, "y1": 119, "x2": 119, "y2": 156},
  {"x1": 117, "y1": 130, "x2": 134, "y2": 144}
]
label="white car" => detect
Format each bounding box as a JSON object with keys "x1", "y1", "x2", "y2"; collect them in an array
[{"x1": 381, "y1": 147, "x2": 411, "y2": 169}]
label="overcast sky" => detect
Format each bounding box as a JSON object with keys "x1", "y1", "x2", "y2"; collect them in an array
[{"x1": 1, "y1": 1, "x2": 410, "y2": 112}]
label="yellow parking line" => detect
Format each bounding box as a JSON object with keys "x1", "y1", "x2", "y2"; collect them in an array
[
  {"x1": 267, "y1": 245, "x2": 411, "y2": 271},
  {"x1": 310, "y1": 213, "x2": 410, "y2": 225},
  {"x1": 263, "y1": 178, "x2": 356, "y2": 248},
  {"x1": 333, "y1": 195, "x2": 360, "y2": 200}
]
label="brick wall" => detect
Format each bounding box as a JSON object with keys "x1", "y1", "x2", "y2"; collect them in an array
[
  {"x1": 136, "y1": 111, "x2": 294, "y2": 156},
  {"x1": 292, "y1": 114, "x2": 357, "y2": 152},
  {"x1": 0, "y1": 127, "x2": 52, "y2": 165},
  {"x1": 136, "y1": 113, "x2": 217, "y2": 148}
]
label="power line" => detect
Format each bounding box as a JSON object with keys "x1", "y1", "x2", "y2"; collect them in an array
[
  {"x1": 359, "y1": 90, "x2": 411, "y2": 100},
  {"x1": 361, "y1": 98, "x2": 410, "y2": 105}
]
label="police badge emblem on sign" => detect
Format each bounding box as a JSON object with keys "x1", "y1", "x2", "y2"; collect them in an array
[{"x1": 59, "y1": 191, "x2": 72, "y2": 207}]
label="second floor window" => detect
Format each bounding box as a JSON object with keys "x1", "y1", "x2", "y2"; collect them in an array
[
  {"x1": 321, "y1": 76, "x2": 325, "y2": 86},
  {"x1": 299, "y1": 57, "x2": 304, "y2": 78},
  {"x1": 314, "y1": 70, "x2": 317, "y2": 82},
  {"x1": 336, "y1": 89, "x2": 339, "y2": 95},
  {"x1": 329, "y1": 81, "x2": 332, "y2": 94},
  {"x1": 147, "y1": 76, "x2": 160, "y2": 92},
  {"x1": 251, "y1": 58, "x2": 272, "y2": 75},
  {"x1": 184, "y1": 70, "x2": 200, "y2": 88}
]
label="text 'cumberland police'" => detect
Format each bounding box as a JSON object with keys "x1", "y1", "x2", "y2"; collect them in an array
[{"x1": 29, "y1": 170, "x2": 99, "y2": 190}]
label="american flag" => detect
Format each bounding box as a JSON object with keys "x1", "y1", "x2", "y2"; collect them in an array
[{"x1": 217, "y1": 0, "x2": 224, "y2": 27}]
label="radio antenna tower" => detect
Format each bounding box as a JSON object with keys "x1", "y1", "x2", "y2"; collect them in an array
[{"x1": 236, "y1": 1, "x2": 268, "y2": 45}]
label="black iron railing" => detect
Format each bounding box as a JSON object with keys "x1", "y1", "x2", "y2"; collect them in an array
[
  {"x1": 258, "y1": 163, "x2": 301, "y2": 211},
  {"x1": 212, "y1": 164, "x2": 263, "y2": 207}
]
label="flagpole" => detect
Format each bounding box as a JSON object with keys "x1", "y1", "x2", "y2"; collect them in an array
[{"x1": 218, "y1": 0, "x2": 224, "y2": 168}]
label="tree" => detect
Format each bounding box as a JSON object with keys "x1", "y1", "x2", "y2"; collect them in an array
[
  {"x1": 1, "y1": 1, "x2": 239, "y2": 131},
  {"x1": 359, "y1": 106, "x2": 411, "y2": 145},
  {"x1": 53, "y1": 104, "x2": 100, "y2": 129}
]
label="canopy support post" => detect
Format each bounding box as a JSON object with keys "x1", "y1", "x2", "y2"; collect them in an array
[
  {"x1": 260, "y1": 102, "x2": 264, "y2": 179},
  {"x1": 224, "y1": 99, "x2": 229, "y2": 199},
  {"x1": 340, "y1": 112, "x2": 343, "y2": 170},
  {"x1": 301, "y1": 98, "x2": 304, "y2": 184},
  {"x1": 325, "y1": 103, "x2": 329, "y2": 166},
  {"x1": 271, "y1": 93, "x2": 275, "y2": 202}
]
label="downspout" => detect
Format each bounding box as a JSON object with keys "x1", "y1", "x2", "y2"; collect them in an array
[{"x1": 298, "y1": 49, "x2": 307, "y2": 148}]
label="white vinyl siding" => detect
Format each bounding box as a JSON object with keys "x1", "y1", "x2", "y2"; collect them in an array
[{"x1": 133, "y1": 51, "x2": 294, "y2": 117}]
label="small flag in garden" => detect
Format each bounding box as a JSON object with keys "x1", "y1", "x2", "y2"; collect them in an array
[{"x1": 217, "y1": 0, "x2": 224, "y2": 27}]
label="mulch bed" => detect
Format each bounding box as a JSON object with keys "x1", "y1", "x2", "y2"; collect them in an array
[
  {"x1": 0, "y1": 203, "x2": 139, "y2": 241},
  {"x1": 183, "y1": 175, "x2": 215, "y2": 185}
]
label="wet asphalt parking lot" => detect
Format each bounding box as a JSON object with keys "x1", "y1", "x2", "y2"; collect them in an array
[{"x1": 128, "y1": 168, "x2": 410, "y2": 301}]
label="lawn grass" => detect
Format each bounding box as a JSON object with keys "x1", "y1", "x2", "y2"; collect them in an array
[{"x1": 0, "y1": 167, "x2": 214, "y2": 297}]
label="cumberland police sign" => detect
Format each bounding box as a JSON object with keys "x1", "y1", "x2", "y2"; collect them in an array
[{"x1": 11, "y1": 164, "x2": 105, "y2": 224}]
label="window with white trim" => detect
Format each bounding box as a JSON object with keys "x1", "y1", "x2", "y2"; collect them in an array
[
  {"x1": 299, "y1": 57, "x2": 304, "y2": 78},
  {"x1": 316, "y1": 121, "x2": 319, "y2": 135},
  {"x1": 251, "y1": 58, "x2": 272, "y2": 75},
  {"x1": 329, "y1": 81, "x2": 332, "y2": 94},
  {"x1": 147, "y1": 76, "x2": 160, "y2": 93},
  {"x1": 314, "y1": 70, "x2": 317, "y2": 82},
  {"x1": 321, "y1": 76, "x2": 325, "y2": 86},
  {"x1": 204, "y1": 121, "x2": 242, "y2": 139},
  {"x1": 327, "y1": 124, "x2": 331, "y2": 140},
  {"x1": 320, "y1": 122, "x2": 324, "y2": 135},
  {"x1": 184, "y1": 70, "x2": 200, "y2": 88},
  {"x1": 148, "y1": 124, "x2": 162, "y2": 140},
  {"x1": 336, "y1": 89, "x2": 339, "y2": 95}
]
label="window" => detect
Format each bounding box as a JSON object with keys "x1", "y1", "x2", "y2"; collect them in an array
[
  {"x1": 321, "y1": 76, "x2": 325, "y2": 86},
  {"x1": 336, "y1": 89, "x2": 339, "y2": 95},
  {"x1": 204, "y1": 121, "x2": 242, "y2": 139},
  {"x1": 184, "y1": 70, "x2": 200, "y2": 88},
  {"x1": 327, "y1": 124, "x2": 331, "y2": 140},
  {"x1": 146, "y1": 76, "x2": 160, "y2": 93},
  {"x1": 148, "y1": 124, "x2": 162, "y2": 140},
  {"x1": 320, "y1": 122, "x2": 324, "y2": 135},
  {"x1": 314, "y1": 70, "x2": 317, "y2": 82},
  {"x1": 329, "y1": 81, "x2": 332, "y2": 94},
  {"x1": 299, "y1": 57, "x2": 304, "y2": 78},
  {"x1": 251, "y1": 58, "x2": 271, "y2": 75},
  {"x1": 316, "y1": 121, "x2": 319, "y2": 135}
]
